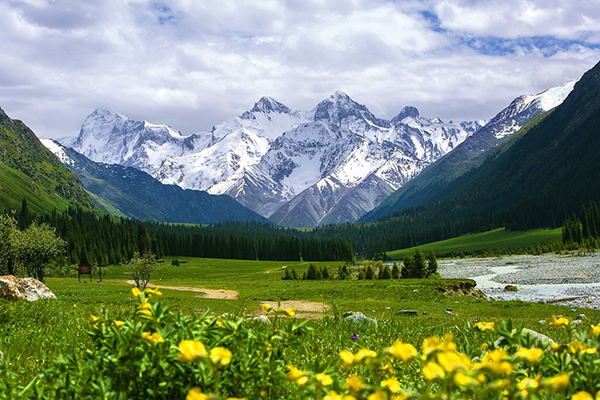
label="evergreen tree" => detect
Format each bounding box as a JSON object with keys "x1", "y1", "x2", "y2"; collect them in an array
[
  {"x1": 412, "y1": 248, "x2": 427, "y2": 278},
  {"x1": 365, "y1": 265, "x2": 375, "y2": 280},
  {"x1": 357, "y1": 269, "x2": 366, "y2": 280},
  {"x1": 401, "y1": 254, "x2": 413, "y2": 279},
  {"x1": 378, "y1": 265, "x2": 391, "y2": 279},
  {"x1": 305, "y1": 264, "x2": 321, "y2": 280},
  {"x1": 427, "y1": 250, "x2": 438, "y2": 277},
  {"x1": 391, "y1": 262, "x2": 400, "y2": 279},
  {"x1": 320, "y1": 266, "x2": 330, "y2": 280}
]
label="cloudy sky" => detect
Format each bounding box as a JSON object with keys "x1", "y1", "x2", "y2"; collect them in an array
[{"x1": 2, "y1": 0, "x2": 600, "y2": 139}]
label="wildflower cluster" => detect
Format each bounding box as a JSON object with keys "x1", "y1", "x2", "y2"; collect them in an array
[
  {"x1": 262, "y1": 302, "x2": 296, "y2": 317},
  {"x1": 282, "y1": 318, "x2": 600, "y2": 400},
  {"x1": 3, "y1": 292, "x2": 600, "y2": 400}
]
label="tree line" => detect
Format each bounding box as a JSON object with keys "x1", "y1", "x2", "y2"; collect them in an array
[{"x1": 6, "y1": 201, "x2": 354, "y2": 266}]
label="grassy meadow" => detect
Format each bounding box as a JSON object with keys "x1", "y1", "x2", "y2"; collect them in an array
[
  {"x1": 2, "y1": 255, "x2": 599, "y2": 395},
  {"x1": 386, "y1": 227, "x2": 562, "y2": 260}
]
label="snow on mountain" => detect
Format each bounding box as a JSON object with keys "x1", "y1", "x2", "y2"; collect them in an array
[
  {"x1": 65, "y1": 92, "x2": 487, "y2": 227},
  {"x1": 40, "y1": 138, "x2": 75, "y2": 166},
  {"x1": 492, "y1": 80, "x2": 575, "y2": 139}
]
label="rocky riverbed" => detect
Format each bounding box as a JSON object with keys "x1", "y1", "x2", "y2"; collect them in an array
[{"x1": 438, "y1": 252, "x2": 600, "y2": 310}]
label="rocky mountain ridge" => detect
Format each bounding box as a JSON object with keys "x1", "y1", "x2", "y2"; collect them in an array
[{"x1": 63, "y1": 91, "x2": 485, "y2": 227}]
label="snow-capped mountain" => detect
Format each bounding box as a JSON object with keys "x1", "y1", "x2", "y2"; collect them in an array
[
  {"x1": 64, "y1": 92, "x2": 488, "y2": 227},
  {"x1": 362, "y1": 80, "x2": 577, "y2": 222}
]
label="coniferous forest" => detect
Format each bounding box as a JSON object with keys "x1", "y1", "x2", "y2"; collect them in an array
[{"x1": 18, "y1": 205, "x2": 354, "y2": 265}]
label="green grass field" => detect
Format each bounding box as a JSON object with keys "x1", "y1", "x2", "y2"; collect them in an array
[
  {"x1": 2, "y1": 255, "x2": 597, "y2": 392},
  {"x1": 386, "y1": 227, "x2": 562, "y2": 260}
]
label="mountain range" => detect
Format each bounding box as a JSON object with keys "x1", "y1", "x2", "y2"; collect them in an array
[
  {"x1": 59, "y1": 82, "x2": 576, "y2": 228},
  {"x1": 61, "y1": 92, "x2": 488, "y2": 227},
  {"x1": 41, "y1": 139, "x2": 267, "y2": 224}
]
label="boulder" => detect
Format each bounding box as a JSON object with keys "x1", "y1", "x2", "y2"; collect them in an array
[
  {"x1": 504, "y1": 285, "x2": 518, "y2": 292},
  {"x1": 343, "y1": 311, "x2": 377, "y2": 326},
  {"x1": 0, "y1": 275, "x2": 56, "y2": 301}
]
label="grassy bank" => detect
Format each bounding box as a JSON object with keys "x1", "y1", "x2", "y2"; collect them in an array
[{"x1": 386, "y1": 227, "x2": 562, "y2": 260}]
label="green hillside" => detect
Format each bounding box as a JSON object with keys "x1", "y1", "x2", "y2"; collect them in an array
[
  {"x1": 386, "y1": 227, "x2": 561, "y2": 260},
  {"x1": 0, "y1": 107, "x2": 94, "y2": 214},
  {"x1": 315, "y1": 59, "x2": 600, "y2": 257}
]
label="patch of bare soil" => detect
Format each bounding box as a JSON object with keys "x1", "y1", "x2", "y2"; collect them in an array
[
  {"x1": 258, "y1": 300, "x2": 330, "y2": 319},
  {"x1": 126, "y1": 281, "x2": 239, "y2": 300}
]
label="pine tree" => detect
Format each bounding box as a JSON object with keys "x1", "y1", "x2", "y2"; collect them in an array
[
  {"x1": 365, "y1": 265, "x2": 375, "y2": 280},
  {"x1": 401, "y1": 254, "x2": 413, "y2": 279},
  {"x1": 320, "y1": 266, "x2": 330, "y2": 280},
  {"x1": 427, "y1": 250, "x2": 438, "y2": 277},
  {"x1": 391, "y1": 262, "x2": 400, "y2": 279},
  {"x1": 378, "y1": 265, "x2": 391, "y2": 279}
]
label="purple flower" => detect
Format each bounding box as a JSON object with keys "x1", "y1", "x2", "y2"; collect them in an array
[{"x1": 351, "y1": 334, "x2": 359, "y2": 341}]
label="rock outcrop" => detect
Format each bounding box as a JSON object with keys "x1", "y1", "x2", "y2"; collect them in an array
[{"x1": 0, "y1": 275, "x2": 56, "y2": 301}]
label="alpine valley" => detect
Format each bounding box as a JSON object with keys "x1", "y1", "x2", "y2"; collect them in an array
[{"x1": 55, "y1": 85, "x2": 574, "y2": 228}]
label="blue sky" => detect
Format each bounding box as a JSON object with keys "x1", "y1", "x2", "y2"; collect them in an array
[{"x1": 1, "y1": 0, "x2": 599, "y2": 138}]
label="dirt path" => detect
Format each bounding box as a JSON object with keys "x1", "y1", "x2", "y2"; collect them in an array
[
  {"x1": 126, "y1": 280, "x2": 329, "y2": 318},
  {"x1": 126, "y1": 280, "x2": 239, "y2": 300},
  {"x1": 259, "y1": 300, "x2": 329, "y2": 319}
]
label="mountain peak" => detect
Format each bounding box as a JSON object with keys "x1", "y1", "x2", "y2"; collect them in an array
[
  {"x1": 250, "y1": 97, "x2": 291, "y2": 114},
  {"x1": 392, "y1": 106, "x2": 420, "y2": 124}
]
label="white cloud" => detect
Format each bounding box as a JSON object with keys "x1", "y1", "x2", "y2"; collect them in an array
[{"x1": 0, "y1": 0, "x2": 599, "y2": 139}]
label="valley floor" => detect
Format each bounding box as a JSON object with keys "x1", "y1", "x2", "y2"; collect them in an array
[{"x1": 438, "y1": 252, "x2": 600, "y2": 310}]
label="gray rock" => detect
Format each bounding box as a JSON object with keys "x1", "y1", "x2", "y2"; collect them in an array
[
  {"x1": 571, "y1": 320, "x2": 582, "y2": 326},
  {"x1": 249, "y1": 315, "x2": 271, "y2": 324},
  {"x1": 0, "y1": 275, "x2": 56, "y2": 301},
  {"x1": 576, "y1": 314, "x2": 587, "y2": 320},
  {"x1": 343, "y1": 312, "x2": 377, "y2": 326}
]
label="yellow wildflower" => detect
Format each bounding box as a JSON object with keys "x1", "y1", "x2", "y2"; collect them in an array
[
  {"x1": 344, "y1": 375, "x2": 364, "y2": 395},
  {"x1": 315, "y1": 373, "x2": 333, "y2": 388},
  {"x1": 454, "y1": 371, "x2": 480, "y2": 388},
  {"x1": 114, "y1": 320, "x2": 125, "y2": 328},
  {"x1": 354, "y1": 349, "x2": 377, "y2": 366},
  {"x1": 141, "y1": 332, "x2": 164, "y2": 345},
  {"x1": 210, "y1": 347, "x2": 232, "y2": 368},
  {"x1": 392, "y1": 393, "x2": 408, "y2": 400},
  {"x1": 436, "y1": 351, "x2": 471, "y2": 373},
  {"x1": 386, "y1": 340, "x2": 417, "y2": 363},
  {"x1": 380, "y1": 362, "x2": 394, "y2": 374},
  {"x1": 262, "y1": 303, "x2": 273, "y2": 313},
  {"x1": 381, "y1": 377, "x2": 401, "y2": 393},
  {"x1": 186, "y1": 387, "x2": 207, "y2": 400},
  {"x1": 422, "y1": 361, "x2": 445, "y2": 381},
  {"x1": 487, "y1": 378, "x2": 511, "y2": 390},
  {"x1": 422, "y1": 333, "x2": 457, "y2": 358},
  {"x1": 296, "y1": 376, "x2": 309, "y2": 387},
  {"x1": 549, "y1": 315, "x2": 570, "y2": 327},
  {"x1": 177, "y1": 340, "x2": 207, "y2": 362},
  {"x1": 144, "y1": 286, "x2": 162, "y2": 297},
  {"x1": 592, "y1": 324, "x2": 600, "y2": 338},
  {"x1": 571, "y1": 392, "x2": 593, "y2": 400},
  {"x1": 474, "y1": 321, "x2": 495, "y2": 332},
  {"x1": 516, "y1": 347, "x2": 543, "y2": 365},
  {"x1": 340, "y1": 350, "x2": 355, "y2": 368},
  {"x1": 325, "y1": 393, "x2": 358, "y2": 400},
  {"x1": 285, "y1": 364, "x2": 307, "y2": 383},
  {"x1": 517, "y1": 377, "x2": 539, "y2": 398},
  {"x1": 367, "y1": 391, "x2": 388, "y2": 400},
  {"x1": 283, "y1": 307, "x2": 296, "y2": 317},
  {"x1": 540, "y1": 372, "x2": 569, "y2": 392},
  {"x1": 131, "y1": 287, "x2": 142, "y2": 297},
  {"x1": 473, "y1": 348, "x2": 514, "y2": 376},
  {"x1": 324, "y1": 392, "x2": 342, "y2": 400}
]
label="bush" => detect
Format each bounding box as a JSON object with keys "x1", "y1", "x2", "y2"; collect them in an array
[{"x1": 129, "y1": 252, "x2": 157, "y2": 290}]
